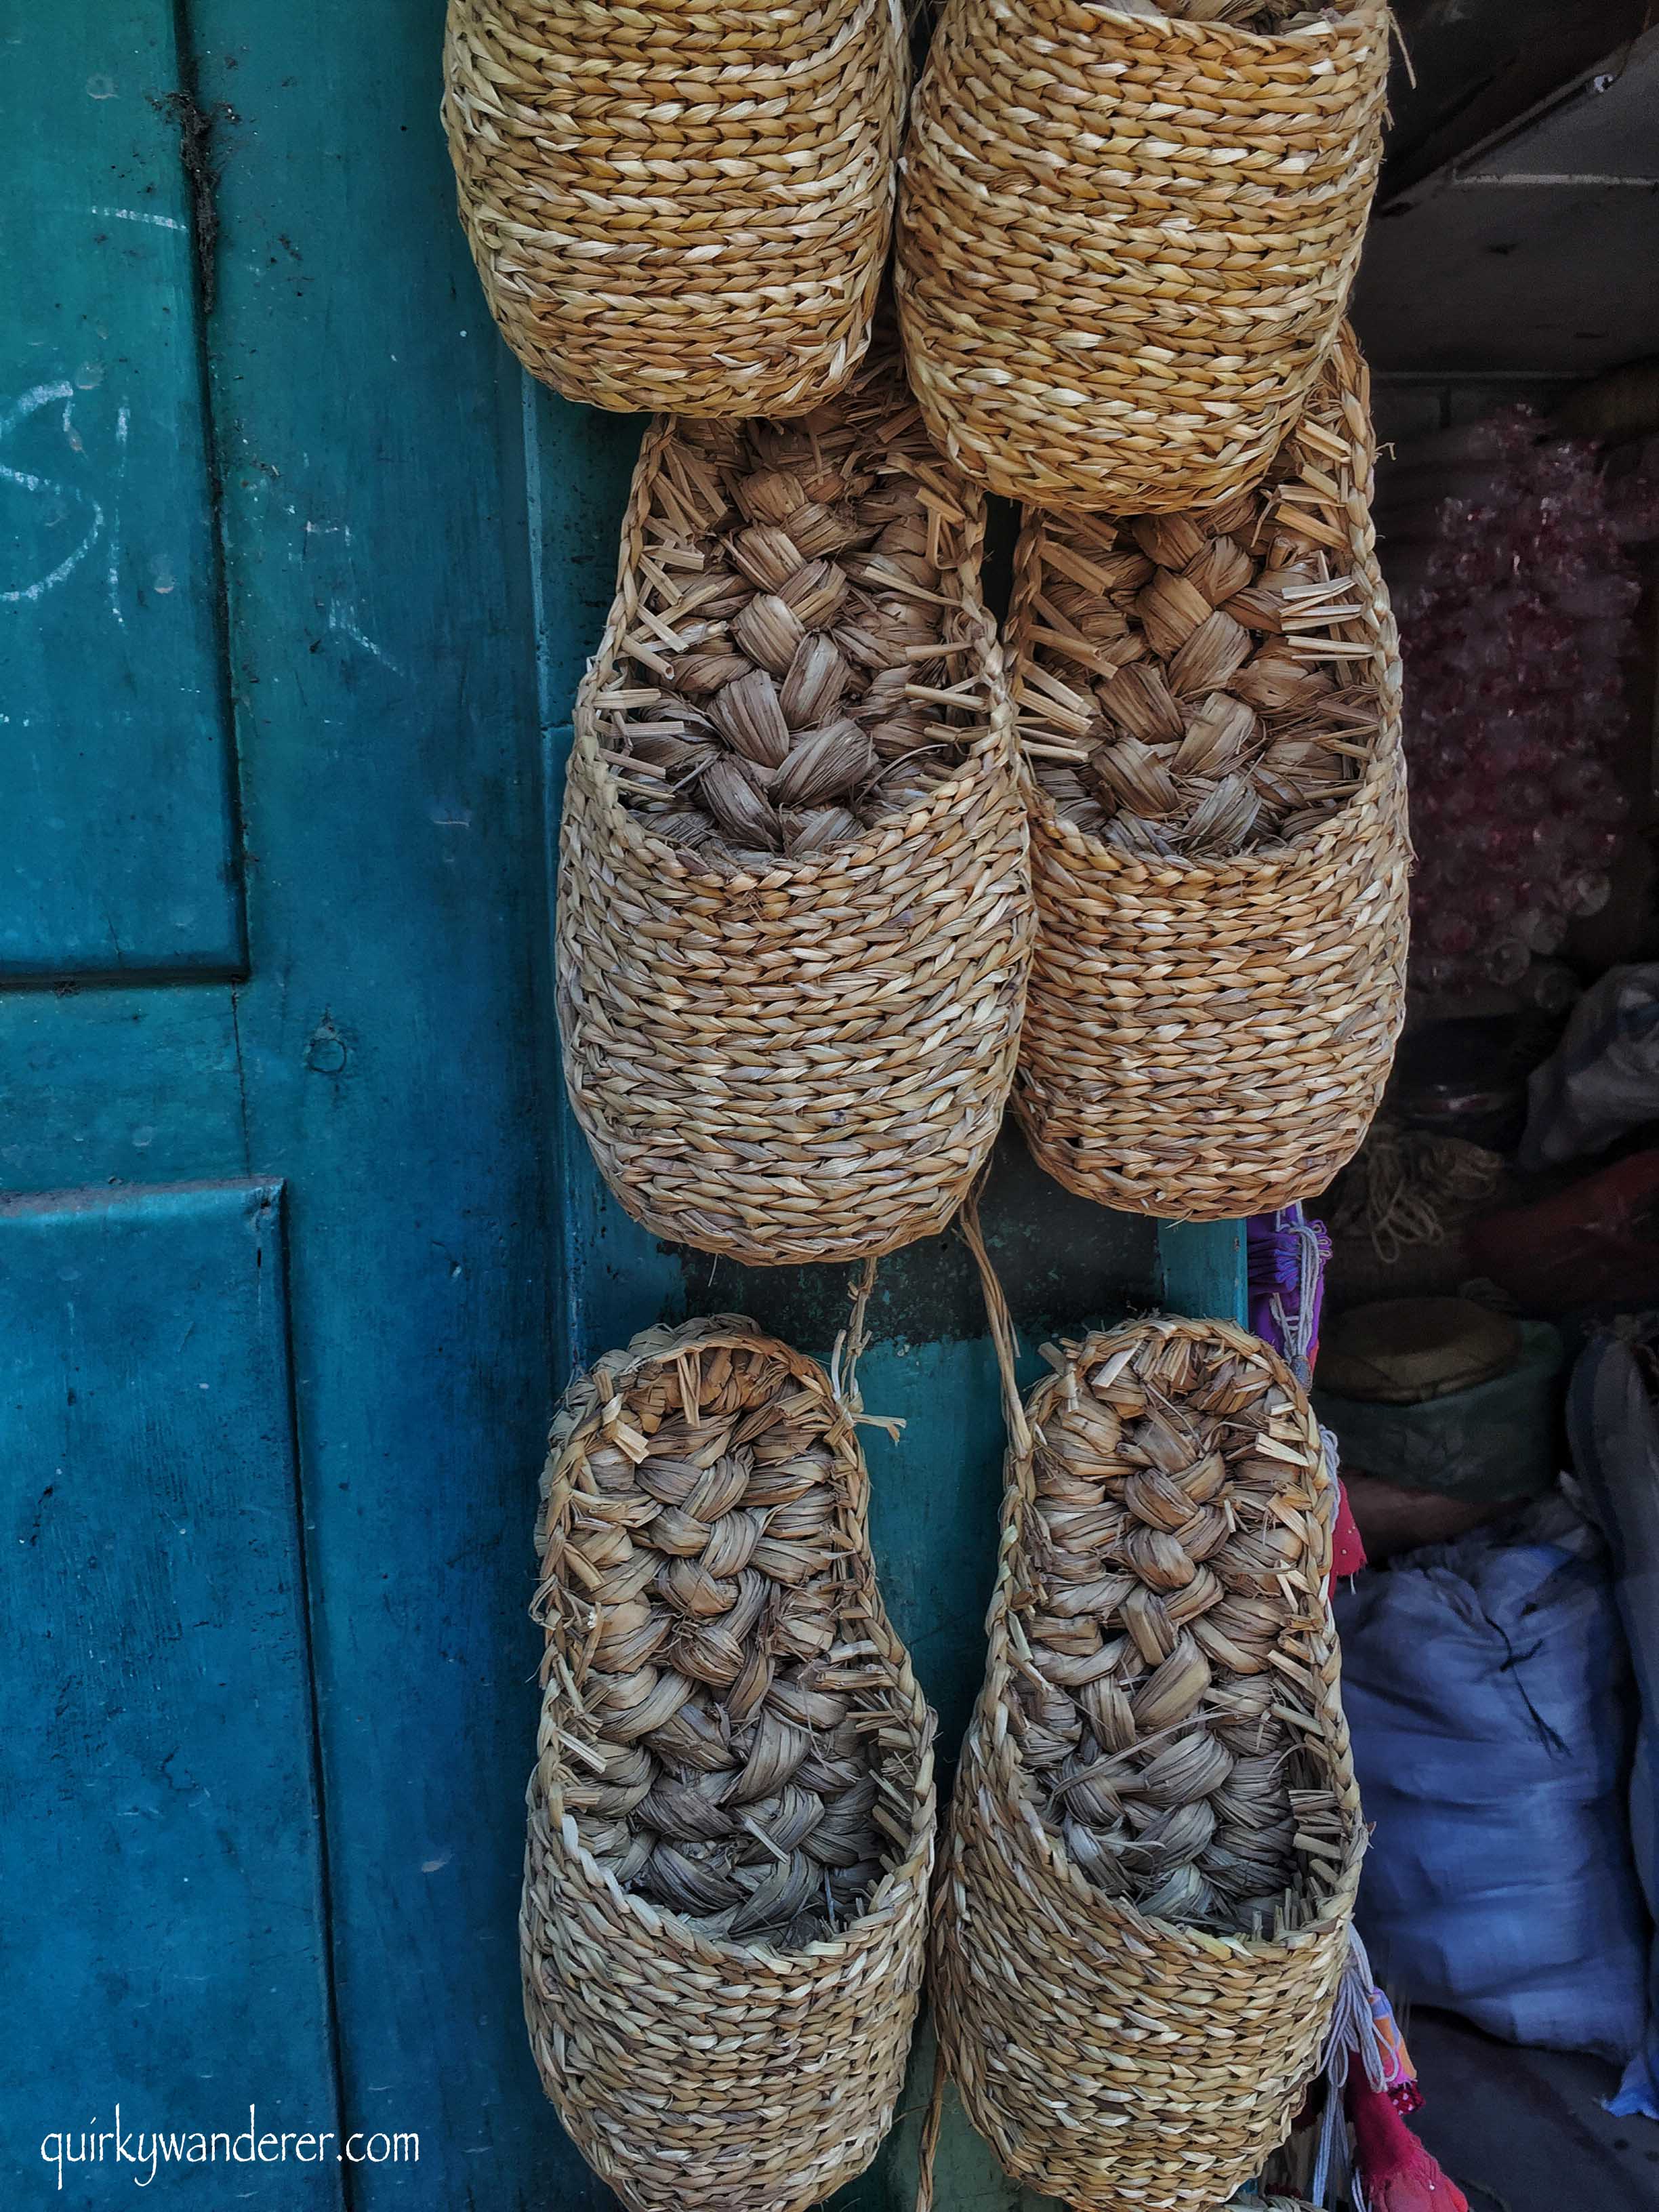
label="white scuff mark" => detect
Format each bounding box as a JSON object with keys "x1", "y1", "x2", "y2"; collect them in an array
[
  {"x1": 0, "y1": 380, "x2": 74, "y2": 443},
  {"x1": 304, "y1": 520, "x2": 352, "y2": 538},
  {"x1": 106, "y1": 401, "x2": 129, "y2": 628},
  {"x1": 85, "y1": 203, "x2": 187, "y2": 232},
  {"x1": 327, "y1": 599, "x2": 406, "y2": 676},
  {"x1": 0, "y1": 380, "x2": 104, "y2": 605}
]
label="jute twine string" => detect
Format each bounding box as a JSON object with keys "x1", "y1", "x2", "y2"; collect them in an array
[
  {"x1": 558, "y1": 355, "x2": 1033, "y2": 1266},
  {"x1": 921, "y1": 1200, "x2": 1364, "y2": 2211},
  {"x1": 895, "y1": 0, "x2": 1391, "y2": 512},
  {"x1": 523, "y1": 1315, "x2": 937, "y2": 2211},
  {"x1": 443, "y1": 0, "x2": 905, "y2": 416},
  {"x1": 1328, "y1": 1115, "x2": 1504, "y2": 1270},
  {"x1": 830, "y1": 1256, "x2": 908, "y2": 1445},
  {"x1": 1010, "y1": 328, "x2": 1410, "y2": 1223}
]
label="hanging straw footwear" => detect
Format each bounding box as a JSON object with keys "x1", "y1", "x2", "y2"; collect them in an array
[
  {"x1": 896, "y1": 0, "x2": 1391, "y2": 512},
  {"x1": 523, "y1": 1308, "x2": 936, "y2": 2211},
  {"x1": 557, "y1": 347, "x2": 1033, "y2": 1265},
  {"x1": 924, "y1": 1210, "x2": 1366, "y2": 2211},
  {"x1": 444, "y1": 0, "x2": 907, "y2": 417},
  {"x1": 1010, "y1": 326, "x2": 1409, "y2": 1222}
]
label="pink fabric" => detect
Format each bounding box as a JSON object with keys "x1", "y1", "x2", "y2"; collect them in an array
[
  {"x1": 1348, "y1": 2078, "x2": 1468, "y2": 2212},
  {"x1": 1331, "y1": 1486, "x2": 1368, "y2": 1583}
]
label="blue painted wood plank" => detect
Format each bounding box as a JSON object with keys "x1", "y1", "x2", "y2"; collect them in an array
[
  {"x1": 0, "y1": 983, "x2": 244, "y2": 1191},
  {"x1": 1156, "y1": 1218, "x2": 1249, "y2": 1324},
  {"x1": 188, "y1": 7, "x2": 583, "y2": 2200},
  {"x1": 0, "y1": 1180, "x2": 342, "y2": 2206},
  {"x1": 0, "y1": 3, "x2": 243, "y2": 979},
  {"x1": 540, "y1": 729, "x2": 682, "y2": 1371},
  {"x1": 523, "y1": 395, "x2": 643, "y2": 721}
]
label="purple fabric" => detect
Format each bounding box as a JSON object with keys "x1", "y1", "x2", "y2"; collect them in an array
[
  {"x1": 1248, "y1": 1204, "x2": 1367, "y2": 1582},
  {"x1": 1247, "y1": 1202, "x2": 1332, "y2": 1382}
]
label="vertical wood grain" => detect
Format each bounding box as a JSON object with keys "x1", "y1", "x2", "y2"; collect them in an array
[
  {"x1": 1158, "y1": 1218, "x2": 1250, "y2": 1325},
  {"x1": 187, "y1": 2, "x2": 576, "y2": 2200}
]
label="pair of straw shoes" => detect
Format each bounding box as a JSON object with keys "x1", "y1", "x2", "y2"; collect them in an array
[
  {"x1": 444, "y1": 0, "x2": 1393, "y2": 512},
  {"x1": 523, "y1": 1284, "x2": 1366, "y2": 2212},
  {"x1": 552, "y1": 325, "x2": 1409, "y2": 1262}
]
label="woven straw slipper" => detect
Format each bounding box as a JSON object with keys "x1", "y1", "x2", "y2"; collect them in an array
[
  {"x1": 896, "y1": 0, "x2": 1391, "y2": 512},
  {"x1": 444, "y1": 0, "x2": 906, "y2": 417},
  {"x1": 924, "y1": 1218, "x2": 1366, "y2": 2211},
  {"x1": 1010, "y1": 326, "x2": 1410, "y2": 1223},
  {"x1": 523, "y1": 1313, "x2": 937, "y2": 2211},
  {"x1": 558, "y1": 351, "x2": 1033, "y2": 1265}
]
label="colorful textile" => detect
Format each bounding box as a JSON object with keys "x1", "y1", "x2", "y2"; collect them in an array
[
  {"x1": 1247, "y1": 1203, "x2": 1367, "y2": 1583},
  {"x1": 1368, "y1": 1984, "x2": 1421, "y2": 2115},
  {"x1": 1348, "y1": 2077, "x2": 1467, "y2": 2211}
]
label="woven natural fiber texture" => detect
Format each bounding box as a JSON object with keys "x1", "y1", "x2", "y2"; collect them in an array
[
  {"x1": 1012, "y1": 329, "x2": 1409, "y2": 1222},
  {"x1": 523, "y1": 1314, "x2": 936, "y2": 2212},
  {"x1": 590, "y1": 367, "x2": 1010, "y2": 867},
  {"x1": 927, "y1": 1248, "x2": 1364, "y2": 2212},
  {"x1": 559, "y1": 358, "x2": 1032, "y2": 1265},
  {"x1": 895, "y1": 0, "x2": 1391, "y2": 512},
  {"x1": 443, "y1": 0, "x2": 905, "y2": 416},
  {"x1": 1017, "y1": 445, "x2": 1385, "y2": 861}
]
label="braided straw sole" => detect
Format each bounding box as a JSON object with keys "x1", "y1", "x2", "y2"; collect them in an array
[
  {"x1": 1011, "y1": 327, "x2": 1409, "y2": 1221},
  {"x1": 558, "y1": 378, "x2": 1033, "y2": 1267},
  {"x1": 895, "y1": 0, "x2": 1391, "y2": 512},
  {"x1": 523, "y1": 1317, "x2": 936, "y2": 2212},
  {"x1": 930, "y1": 1304, "x2": 1364, "y2": 2212},
  {"x1": 443, "y1": 0, "x2": 905, "y2": 417}
]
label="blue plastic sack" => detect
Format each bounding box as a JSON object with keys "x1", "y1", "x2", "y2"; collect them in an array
[
  {"x1": 1335, "y1": 1495, "x2": 1650, "y2": 2067},
  {"x1": 1570, "y1": 1334, "x2": 1659, "y2": 2118}
]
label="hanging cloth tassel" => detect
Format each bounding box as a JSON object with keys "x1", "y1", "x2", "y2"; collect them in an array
[
  {"x1": 1308, "y1": 1929, "x2": 1467, "y2": 2212},
  {"x1": 1248, "y1": 1200, "x2": 1330, "y2": 1389},
  {"x1": 1248, "y1": 1202, "x2": 1367, "y2": 1582},
  {"x1": 1254, "y1": 1217, "x2": 1460, "y2": 2212},
  {"x1": 1310, "y1": 1927, "x2": 1385, "y2": 2208}
]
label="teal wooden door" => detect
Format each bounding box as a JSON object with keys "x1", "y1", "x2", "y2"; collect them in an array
[
  {"x1": 1, "y1": 9, "x2": 1241, "y2": 2209},
  {"x1": 3, "y1": 5, "x2": 565, "y2": 2200}
]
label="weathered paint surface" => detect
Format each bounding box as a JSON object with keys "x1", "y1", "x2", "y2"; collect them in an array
[
  {"x1": 0, "y1": 2, "x2": 243, "y2": 978},
  {"x1": 1, "y1": 8, "x2": 1246, "y2": 2209},
  {"x1": 0, "y1": 1182, "x2": 343, "y2": 2205}
]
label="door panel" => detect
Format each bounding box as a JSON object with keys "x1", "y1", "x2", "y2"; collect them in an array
[
  {"x1": 0, "y1": 986, "x2": 245, "y2": 1189},
  {"x1": 0, "y1": 4, "x2": 244, "y2": 979},
  {"x1": 189, "y1": 5, "x2": 565, "y2": 2198},
  {"x1": 0, "y1": 1181, "x2": 343, "y2": 2205}
]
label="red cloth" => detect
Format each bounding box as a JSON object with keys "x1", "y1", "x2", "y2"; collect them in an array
[
  {"x1": 1330, "y1": 1482, "x2": 1368, "y2": 1584},
  {"x1": 1348, "y1": 2077, "x2": 1468, "y2": 2212},
  {"x1": 1468, "y1": 1149, "x2": 1659, "y2": 1312}
]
